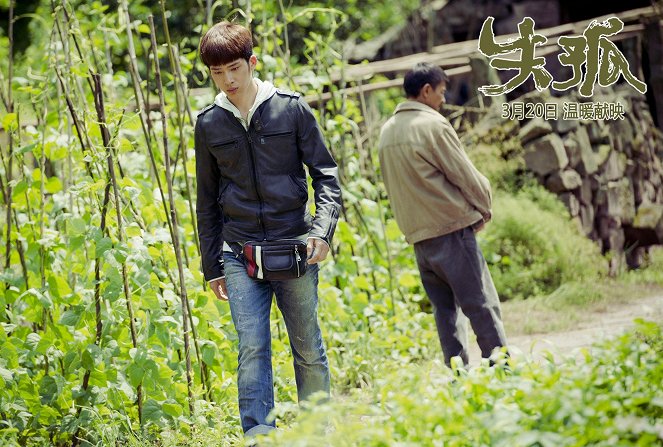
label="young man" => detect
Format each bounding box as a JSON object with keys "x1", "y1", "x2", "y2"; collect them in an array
[
  {"x1": 195, "y1": 21, "x2": 341, "y2": 436},
  {"x1": 378, "y1": 62, "x2": 507, "y2": 366}
]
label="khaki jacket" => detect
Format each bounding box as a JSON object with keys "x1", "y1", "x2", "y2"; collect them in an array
[{"x1": 378, "y1": 101, "x2": 492, "y2": 244}]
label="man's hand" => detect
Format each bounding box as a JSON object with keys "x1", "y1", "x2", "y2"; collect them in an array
[
  {"x1": 210, "y1": 278, "x2": 229, "y2": 301},
  {"x1": 473, "y1": 220, "x2": 486, "y2": 232},
  {"x1": 307, "y1": 238, "x2": 329, "y2": 264}
]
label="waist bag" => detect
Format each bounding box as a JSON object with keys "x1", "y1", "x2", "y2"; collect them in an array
[{"x1": 241, "y1": 239, "x2": 308, "y2": 280}]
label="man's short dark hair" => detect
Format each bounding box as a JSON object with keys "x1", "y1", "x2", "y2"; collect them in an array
[
  {"x1": 403, "y1": 63, "x2": 449, "y2": 98},
  {"x1": 199, "y1": 21, "x2": 253, "y2": 67}
]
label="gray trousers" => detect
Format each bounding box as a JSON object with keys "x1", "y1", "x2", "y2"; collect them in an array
[{"x1": 414, "y1": 226, "x2": 507, "y2": 365}]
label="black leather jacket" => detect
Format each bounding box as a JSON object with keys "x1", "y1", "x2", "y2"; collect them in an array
[{"x1": 194, "y1": 89, "x2": 342, "y2": 280}]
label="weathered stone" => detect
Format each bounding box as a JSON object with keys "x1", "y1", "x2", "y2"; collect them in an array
[
  {"x1": 608, "y1": 114, "x2": 633, "y2": 153},
  {"x1": 605, "y1": 227, "x2": 626, "y2": 276},
  {"x1": 631, "y1": 133, "x2": 647, "y2": 157},
  {"x1": 633, "y1": 203, "x2": 663, "y2": 231},
  {"x1": 625, "y1": 159, "x2": 636, "y2": 177},
  {"x1": 603, "y1": 151, "x2": 627, "y2": 181},
  {"x1": 607, "y1": 227, "x2": 626, "y2": 252},
  {"x1": 624, "y1": 204, "x2": 663, "y2": 246},
  {"x1": 633, "y1": 177, "x2": 645, "y2": 204},
  {"x1": 549, "y1": 108, "x2": 579, "y2": 134},
  {"x1": 578, "y1": 177, "x2": 593, "y2": 205},
  {"x1": 590, "y1": 173, "x2": 603, "y2": 193},
  {"x1": 559, "y1": 192, "x2": 580, "y2": 217},
  {"x1": 594, "y1": 144, "x2": 612, "y2": 167},
  {"x1": 596, "y1": 179, "x2": 636, "y2": 224},
  {"x1": 579, "y1": 204, "x2": 595, "y2": 236},
  {"x1": 639, "y1": 180, "x2": 658, "y2": 204},
  {"x1": 626, "y1": 246, "x2": 648, "y2": 270},
  {"x1": 518, "y1": 118, "x2": 552, "y2": 145},
  {"x1": 545, "y1": 169, "x2": 583, "y2": 193},
  {"x1": 586, "y1": 120, "x2": 610, "y2": 144},
  {"x1": 575, "y1": 126, "x2": 599, "y2": 175},
  {"x1": 598, "y1": 216, "x2": 622, "y2": 239},
  {"x1": 563, "y1": 135, "x2": 581, "y2": 167},
  {"x1": 523, "y1": 134, "x2": 569, "y2": 176}
]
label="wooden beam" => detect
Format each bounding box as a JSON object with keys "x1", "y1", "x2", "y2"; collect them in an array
[{"x1": 324, "y1": 6, "x2": 658, "y2": 83}]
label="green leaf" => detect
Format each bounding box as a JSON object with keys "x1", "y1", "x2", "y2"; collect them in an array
[
  {"x1": 126, "y1": 223, "x2": 142, "y2": 238},
  {"x1": 81, "y1": 344, "x2": 102, "y2": 371},
  {"x1": 68, "y1": 217, "x2": 87, "y2": 236},
  {"x1": 11, "y1": 179, "x2": 28, "y2": 197},
  {"x1": 95, "y1": 237, "x2": 113, "y2": 257},
  {"x1": 142, "y1": 399, "x2": 164, "y2": 423},
  {"x1": 45, "y1": 177, "x2": 63, "y2": 194},
  {"x1": 201, "y1": 343, "x2": 217, "y2": 366},
  {"x1": 137, "y1": 24, "x2": 151, "y2": 34},
  {"x1": 1, "y1": 113, "x2": 18, "y2": 131},
  {"x1": 51, "y1": 145, "x2": 68, "y2": 161},
  {"x1": 354, "y1": 276, "x2": 371, "y2": 291},
  {"x1": 0, "y1": 342, "x2": 18, "y2": 368},
  {"x1": 126, "y1": 362, "x2": 145, "y2": 388},
  {"x1": 39, "y1": 375, "x2": 62, "y2": 404},
  {"x1": 350, "y1": 292, "x2": 369, "y2": 315},
  {"x1": 398, "y1": 273, "x2": 419, "y2": 289},
  {"x1": 162, "y1": 402, "x2": 183, "y2": 418},
  {"x1": 48, "y1": 275, "x2": 72, "y2": 298},
  {"x1": 59, "y1": 307, "x2": 82, "y2": 326},
  {"x1": 17, "y1": 143, "x2": 37, "y2": 155},
  {"x1": 385, "y1": 219, "x2": 402, "y2": 240},
  {"x1": 0, "y1": 367, "x2": 13, "y2": 383}
]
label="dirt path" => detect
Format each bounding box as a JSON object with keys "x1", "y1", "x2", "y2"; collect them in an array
[{"x1": 469, "y1": 294, "x2": 663, "y2": 363}]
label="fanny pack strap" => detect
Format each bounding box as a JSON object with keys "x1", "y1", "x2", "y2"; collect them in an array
[{"x1": 227, "y1": 241, "x2": 244, "y2": 258}]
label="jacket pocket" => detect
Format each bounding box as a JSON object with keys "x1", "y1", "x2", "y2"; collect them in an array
[
  {"x1": 210, "y1": 138, "x2": 240, "y2": 169},
  {"x1": 260, "y1": 130, "x2": 294, "y2": 145},
  {"x1": 217, "y1": 182, "x2": 233, "y2": 206},
  {"x1": 288, "y1": 174, "x2": 308, "y2": 203},
  {"x1": 210, "y1": 138, "x2": 238, "y2": 150}
]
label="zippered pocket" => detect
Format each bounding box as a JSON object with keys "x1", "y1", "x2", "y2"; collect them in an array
[
  {"x1": 260, "y1": 130, "x2": 294, "y2": 145},
  {"x1": 210, "y1": 139, "x2": 238, "y2": 150}
]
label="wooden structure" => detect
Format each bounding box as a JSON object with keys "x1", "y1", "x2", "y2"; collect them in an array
[{"x1": 304, "y1": 5, "x2": 663, "y2": 131}]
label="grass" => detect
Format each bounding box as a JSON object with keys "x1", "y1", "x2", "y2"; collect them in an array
[
  {"x1": 149, "y1": 320, "x2": 663, "y2": 447},
  {"x1": 500, "y1": 246, "x2": 663, "y2": 335}
]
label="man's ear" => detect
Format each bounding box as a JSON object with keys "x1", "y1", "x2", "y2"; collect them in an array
[
  {"x1": 422, "y1": 83, "x2": 433, "y2": 96},
  {"x1": 249, "y1": 54, "x2": 258, "y2": 70}
]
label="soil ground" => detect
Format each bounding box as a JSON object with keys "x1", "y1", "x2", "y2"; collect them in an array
[{"x1": 468, "y1": 293, "x2": 663, "y2": 363}]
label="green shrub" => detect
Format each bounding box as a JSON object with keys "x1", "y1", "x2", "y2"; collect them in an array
[
  {"x1": 255, "y1": 320, "x2": 663, "y2": 447},
  {"x1": 481, "y1": 187, "x2": 606, "y2": 301}
]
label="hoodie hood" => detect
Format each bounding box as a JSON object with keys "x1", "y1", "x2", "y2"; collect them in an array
[{"x1": 214, "y1": 78, "x2": 277, "y2": 129}]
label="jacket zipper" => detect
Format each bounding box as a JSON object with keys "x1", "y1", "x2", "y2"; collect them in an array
[
  {"x1": 229, "y1": 114, "x2": 267, "y2": 240},
  {"x1": 245, "y1": 131, "x2": 267, "y2": 240}
]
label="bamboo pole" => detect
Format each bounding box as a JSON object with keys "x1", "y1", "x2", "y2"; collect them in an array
[
  {"x1": 158, "y1": 0, "x2": 201, "y2": 262},
  {"x1": 158, "y1": 0, "x2": 210, "y2": 398},
  {"x1": 119, "y1": 1, "x2": 176, "y2": 257},
  {"x1": 3, "y1": 0, "x2": 15, "y2": 291},
  {"x1": 94, "y1": 71, "x2": 144, "y2": 420},
  {"x1": 148, "y1": 14, "x2": 195, "y2": 415}
]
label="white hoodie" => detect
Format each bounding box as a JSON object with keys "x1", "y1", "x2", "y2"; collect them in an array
[{"x1": 214, "y1": 78, "x2": 277, "y2": 130}]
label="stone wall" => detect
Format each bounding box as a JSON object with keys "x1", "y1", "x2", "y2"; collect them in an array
[{"x1": 515, "y1": 86, "x2": 663, "y2": 273}]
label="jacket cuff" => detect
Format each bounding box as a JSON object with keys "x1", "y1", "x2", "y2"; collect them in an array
[
  {"x1": 203, "y1": 257, "x2": 224, "y2": 282},
  {"x1": 309, "y1": 206, "x2": 340, "y2": 245}
]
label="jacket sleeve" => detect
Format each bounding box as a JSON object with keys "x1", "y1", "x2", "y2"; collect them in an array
[
  {"x1": 194, "y1": 116, "x2": 225, "y2": 280},
  {"x1": 428, "y1": 120, "x2": 493, "y2": 221},
  {"x1": 295, "y1": 98, "x2": 342, "y2": 244}
]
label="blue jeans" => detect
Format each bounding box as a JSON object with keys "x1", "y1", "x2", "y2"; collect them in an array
[
  {"x1": 414, "y1": 226, "x2": 507, "y2": 366},
  {"x1": 223, "y1": 252, "x2": 330, "y2": 435}
]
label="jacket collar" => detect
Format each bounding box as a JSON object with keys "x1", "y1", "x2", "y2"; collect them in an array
[{"x1": 394, "y1": 100, "x2": 440, "y2": 116}]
